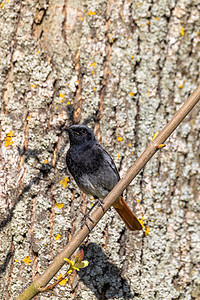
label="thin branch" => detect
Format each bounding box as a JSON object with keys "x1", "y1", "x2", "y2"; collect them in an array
[{"x1": 17, "y1": 85, "x2": 200, "y2": 300}]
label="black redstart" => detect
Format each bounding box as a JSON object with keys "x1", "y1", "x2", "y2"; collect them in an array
[{"x1": 66, "y1": 125, "x2": 142, "y2": 231}]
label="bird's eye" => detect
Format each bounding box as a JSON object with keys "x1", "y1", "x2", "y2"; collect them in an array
[{"x1": 76, "y1": 132, "x2": 80, "y2": 135}]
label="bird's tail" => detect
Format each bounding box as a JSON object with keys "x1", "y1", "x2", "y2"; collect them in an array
[{"x1": 113, "y1": 196, "x2": 143, "y2": 231}]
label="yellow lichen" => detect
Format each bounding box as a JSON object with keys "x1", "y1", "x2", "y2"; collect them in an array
[
  {"x1": 55, "y1": 203, "x2": 64, "y2": 209},
  {"x1": 145, "y1": 225, "x2": 150, "y2": 236},
  {"x1": 60, "y1": 176, "x2": 69, "y2": 188},
  {"x1": 55, "y1": 234, "x2": 61, "y2": 240},
  {"x1": 5, "y1": 131, "x2": 13, "y2": 148},
  {"x1": 88, "y1": 10, "x2": 95, "y2": 16},
  {"x1": 180, "y1": 27, "x2": 184, "y2": 36},
  {"x1": 23, "y1": 256, "x2": 32, "y2": 265},
  {"x1": 60, "y1": 93, "x2": 65, "y2": 102},
  {"x1": 90, "y1": 62, "x2": 96, "y2": 68},
  {"x1": 42, "y1": 159, "x2": 48, "y2": 164}
]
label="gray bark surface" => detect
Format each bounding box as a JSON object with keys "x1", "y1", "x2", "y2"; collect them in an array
[{"x1": 0, "y1": 0, "x2": 199, "y2": 299}]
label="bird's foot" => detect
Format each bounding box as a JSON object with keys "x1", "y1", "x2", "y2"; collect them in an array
[{"x1": 81, "y1": 198, "x2": 105, "y2": 231}]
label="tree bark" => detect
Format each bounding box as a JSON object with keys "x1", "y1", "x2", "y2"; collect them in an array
[{"x1": 0, "y1": 0, "x2": 199, "y2": 299}]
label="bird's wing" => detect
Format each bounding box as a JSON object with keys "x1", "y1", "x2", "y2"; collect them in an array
[
  {"x1": 96, "y1": 144, "x2": 120, "y2": 179},
  {"x1": 93, "y1": 143, "x2": 120, "y2": 192}
]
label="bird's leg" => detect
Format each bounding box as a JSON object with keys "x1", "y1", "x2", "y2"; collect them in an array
[
  {"x1": 81, "y1": 200, "x2": 98, "y2": 230},
  {"x1": 95, "y1": 196, "x2": 105, "y2": 212},
  {"x1": 81, "y1": 197, "x2": 105, "y2": 231}
]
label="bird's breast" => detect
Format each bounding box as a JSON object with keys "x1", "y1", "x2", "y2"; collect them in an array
[{"x1": 67, "y1": 144, "x2": 101, "y2": 175}]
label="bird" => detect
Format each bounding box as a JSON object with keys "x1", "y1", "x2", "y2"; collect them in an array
[{"x1": 66, "y1": 124, "x2": 142, "y2": 231}]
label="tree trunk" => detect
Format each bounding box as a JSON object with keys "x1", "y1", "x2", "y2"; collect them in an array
[{"x1": 0, "y1": 0, "x2": 199, "y2": 299}]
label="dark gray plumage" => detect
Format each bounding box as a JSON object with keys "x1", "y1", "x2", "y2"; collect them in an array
[{"x1": 66, "y1": 125, "x2": 142, "y2": 231}]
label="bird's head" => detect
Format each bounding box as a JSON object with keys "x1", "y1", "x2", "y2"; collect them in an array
[{"x1": 66, "y1": 125, "x2": 96, "y2": 146}]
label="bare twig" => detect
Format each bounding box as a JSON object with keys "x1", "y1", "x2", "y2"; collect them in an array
[{"x1": 17, "y1": 85, "x2": 200, "y2": 300}]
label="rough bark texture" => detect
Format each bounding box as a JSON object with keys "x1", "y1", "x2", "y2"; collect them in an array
[{"x1": 0, "y1": 0, "x2": 199, "y2": 299}]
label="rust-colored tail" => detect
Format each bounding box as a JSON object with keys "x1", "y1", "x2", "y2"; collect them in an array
[{"x1": 113, "y1": 196, "x2": 143, "y2": 231}]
